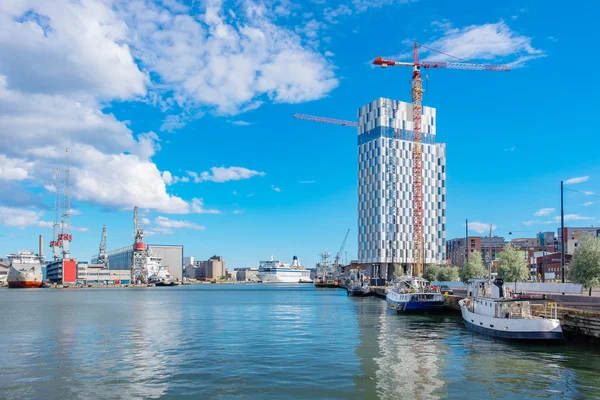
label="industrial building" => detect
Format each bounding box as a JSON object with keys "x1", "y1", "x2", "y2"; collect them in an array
[
  {"x1": 559, "y1": 227, "x2": 600, "y2": 254},
  {"x1": 357, "y1": 98, "x2": 446, "y2": 279},
  {"x1": 93, "y1": 244, "x2": 184, "y2": 282},
  {"x1": 46, "y1": 259, "x2": 77, "y2": 283},
  {"x1": 235, "y1": 267, "x2": 259, "y2": 282},
  {"x1": 184, "y1": 256, "x2": 226, "y2": 280}
]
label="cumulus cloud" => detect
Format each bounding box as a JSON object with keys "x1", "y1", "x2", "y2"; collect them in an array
[
  {"x1": 187, "y1": 167, "x2": 265, "y2": 183},
  {"x1": 534, "y1": 208, "x2": 555, "y2": 216},
  {"x1": 468, "y1": 221, "x2": 495, "y2": 233},
  {"x1": 271, "y1": 185, "x2": 282, "y2": 192},
  {"x1": 190, "y1": 198, "x2": 220, "y2": 214},
  {"x1": 564, "y1": 176, "x2": 589, "y2": 184},
  {"x1": 0, "y1": 206, "x2": 52, "y2": 228},
  {"x1": 419, "y1": 20, "x2": 544, "y2": 68},
  {"x1": 116, "y1": 0, "x2": 339, "y2": 115},
  {"x1": 0, "y1": 155, "x2": 33, "y2": 181},
  {"x1": 155, "y1": 216, "x2": 204, "y2": 230}
]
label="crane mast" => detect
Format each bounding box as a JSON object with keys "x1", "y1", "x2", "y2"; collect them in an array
[
  {"x1": 132, "y1": 207, "x2": 148, "y2": 284},
  {"x1": 98, "y1": 225, "x2": 108, "y2": 269},
  {"x1": 49, "y1": 167, "x2": 61, "y2": 261},
  {"x1": 59, "y1": 148, "x2": 72, "y2": 259}
]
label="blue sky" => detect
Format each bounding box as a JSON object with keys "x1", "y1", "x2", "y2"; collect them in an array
[{"x1": 0, "y1": 0, "x2": 598, "y2": 268}]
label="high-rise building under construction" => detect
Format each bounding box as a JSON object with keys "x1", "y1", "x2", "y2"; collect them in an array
[{"x1": 357, "y1": 98, "x2": 446, "y2": 279}]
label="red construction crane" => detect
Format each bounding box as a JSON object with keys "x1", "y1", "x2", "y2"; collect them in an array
[{"x1": 373, "y1": 43, "x2": 509, "y2": 278}]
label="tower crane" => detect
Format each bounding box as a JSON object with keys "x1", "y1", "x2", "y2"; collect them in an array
[
  {"x1": 372, "y1": 43, "x2": 509, "y2": 278},
  {"x1": 98, "y1": 225, "x2": 108, "y2": 269},
  {"x1": 131, "y1": 206, "x2": 148, "y2": 284},
  {"x1": 58, "y1": 148, "x2": 72, "y2": 259},
  {"x1": 49, "y1": 167, "x2": 61, "y2": 261},
  {"x1": 294, "y1": 43, "x2": 508, "y2": 279},
  {"x1": 334, "y1": 229, "x2": 350, "y2": 267}
]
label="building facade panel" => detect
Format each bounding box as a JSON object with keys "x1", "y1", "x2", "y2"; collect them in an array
[{"x1": 357, "y1": 98, "x2": 446, "y2": 273}]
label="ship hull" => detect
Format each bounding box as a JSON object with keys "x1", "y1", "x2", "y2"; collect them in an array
[
  {"x1": 7, "y1": 264, "x2": 43, "y2": 289},
  {"x1": 386, "y1": 291, "x2": 445, "y2": 313},
  {"x1": 257, "y1": 271, "x2": 312, "y2": 283}
]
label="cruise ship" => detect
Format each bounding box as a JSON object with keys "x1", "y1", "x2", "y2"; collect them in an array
[
  {"x1": 257, "y1": 256, "x2": 312, "y2": 283},
  {"x1": 7, "y1": 250, "x2": 44, "y2": 288}
]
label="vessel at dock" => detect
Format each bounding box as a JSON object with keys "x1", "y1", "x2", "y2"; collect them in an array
[
  {"x1": 458, "y1": 278, "x2": 563, "y2": 340},
  {"x1": 146, "y1": 253, "x2": 172, "y2": 284},
  {"x1": 257, "y1": 256, "x2": 312, "y2": 283},
  {"x1": 7, "y1": 250, "x2": 44, "y2": 289},
  {"x1": 386, "y1": 276, "x2": 445, "y2": 313},
  {"x1": 347, "y1": 281, "x2": 371, "y2": 297},
  {"x1": 313, "y1": 251, "x2": 338, "y2": 288}
]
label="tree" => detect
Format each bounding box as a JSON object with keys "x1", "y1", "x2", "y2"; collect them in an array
[
  {"x1": 569, "y1": 234, "x2": 600, "y2": 296},
  {"x1": 497, "y1": 243, "x2": 529, "y2": 283},
  {"x1": 438, "y1": 266, "x2": 459, "y2": 282},
  {"x1": 460, "y1": 250, "x2": 487, "y2": 282},
  {"x1": 423, "y1": 265, "x2": 440, "y2": 282}
]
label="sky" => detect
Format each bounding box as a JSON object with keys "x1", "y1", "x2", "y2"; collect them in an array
[{"x1": 0, "y1": 0, "x2": 598, "y2": 269}]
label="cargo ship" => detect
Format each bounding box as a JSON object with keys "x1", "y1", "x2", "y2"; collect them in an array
[{"x1": 7, "y1": 250, "x2": 44, "y2": 288}]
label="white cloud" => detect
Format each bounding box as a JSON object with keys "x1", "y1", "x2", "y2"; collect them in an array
[
  {"x1": 564, "y1": 176, "x2": 589, "y2": 184},
  {"x1": 116, "y1": 0, "x2": 339, "y2": 115},
  {"x1": 141, "y1": 217, "x2": 151, "y2": 225},
  {"x1": 418, "y1": 20, "x2": 544, "y2": 68},
  {"x1": 324, "y1": 51, "x2": 335, "y2": 57},
  {"x1": 583, "y1": 202, "x2": 594, "y2": 207},
  {"x1": 503, "y1": 146, "x2": 516, "y2": 152},
  {"x1": 534, "y1": 208, "x2": 555, "y2": 216},
  {"x1": 0, "y1": 1, "x2": 146, "y2": 100},
  {"x1": 583, "y1": 191, "x2": 594, "y2": 196},
  {"x1": 228, "y1": 120, "x2": 252, "y2": 126},
  {"x1": 554, "y1": 214, "x2": 594, "y2": 222},
  {"x1": 468, "y1": 221, "x2": 495, "y2": 233},
  {"x1": 160, "y1": 114, "x2": 188, "y2": 132},
  {"x1": 271, "y1": 185, "x2": 282, "y2": 192},
  {"x1": 190, "y1": 198, "x2": 220, "y2": 214},
  {"x1": 187, "y1": 167, "x2": 265, "y2": 183},
  {"x1": 233, "y1": 209, "x2": 244, "y2": 214},
  {"x1": 298, "y1": 180, "x2": 316, "y2": 184},
  {"x1": 155, "y1": 216, "x2": 204, "y2": 230},
  {"x1": 522, "y1": 220, "x2": 540, "y2": 226},
  {"x1": 0, "y1": 155, "x2": 33, "y2": 181},
  {"x1": 0, "y1": 206, "x2": 51, "y2": 228},
  {"x1": 145, "y1": 227, "x2": 174, "y2": 236}
]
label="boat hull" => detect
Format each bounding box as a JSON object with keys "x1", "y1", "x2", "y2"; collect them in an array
[
  {"x1": 7, "y1": 264, "x2": 43, "y2": 289},
  {"x1": 386, "y1": 290, "x2": 445, "y2": 313},
  {"x1": 459, "y1": 299, "x2": 563, "y2": 340},
  {"x1": 257, "y1": 271, "x2": 312, "y2": 283}
]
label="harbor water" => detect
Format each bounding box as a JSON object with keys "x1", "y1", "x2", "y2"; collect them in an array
[{"x1": 1, "y1": 284, "x2": 599, "y2": 399}]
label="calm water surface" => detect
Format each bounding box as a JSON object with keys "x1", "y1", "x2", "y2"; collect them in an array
[{"x1": 1, "y1": 284, "x2": 599, "y2": 399}]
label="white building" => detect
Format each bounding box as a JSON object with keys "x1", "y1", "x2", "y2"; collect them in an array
[{"x1": 357, "y1": 98, "x2": 446, "y2": 279}]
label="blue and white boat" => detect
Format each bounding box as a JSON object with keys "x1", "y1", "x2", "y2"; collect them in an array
[
  {"x1": 386, "y1": 276, "x2": 445, "y2": 313},
  {"x1": 458, "y1": 278, "x2": 563, "y2": 340}
]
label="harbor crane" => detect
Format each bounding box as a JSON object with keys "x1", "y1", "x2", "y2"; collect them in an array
[
  {"x1": 295, "y1": 43, "x2": 508, "y2": 278},
  {"x1": 49, "y1": 167, "x2": 61, "y2": 261},
  {"x1": 98, "y1": 225, "x2": 109, "y2": 270},
  {"x1": 58, "y1": 148, "x2": 72, "y2": 259},
  {"x1": 132, "y1": 207, "x2": 148, "y2": 284},
  {"x1": 334, "y1": 229, "x2": 350, "y2": 267}
]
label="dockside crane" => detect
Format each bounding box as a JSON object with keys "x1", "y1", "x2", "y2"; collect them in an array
[
  {"x1": 334, "y1": 229, "x2": 350, "y2": 267},
  {"x1": 98, "y1": 225, "x2": 108, "y2": 270},
  {"x1": 294, "y1": 43, "x2": 509, "y2": 278},
  {"x1": 131, "y1": 207, "x2": 148, "y2": 284}
]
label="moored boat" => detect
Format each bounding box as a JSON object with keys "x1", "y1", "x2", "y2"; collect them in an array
[
  {"x1": 347, "y1": 280, "x2": 371, "y2": 297},
  {"x1": 7, "y1": 250, "x2": 43, "y2": 289},
  {"x1": 386, "y1": 276, "x2": 445, "y2": 313},
  {"x1": 257, "y1": 256, "x2": 312, "y2": 283},
  {"x1": 458, "y1": 278, "x2": 563, "y2": 340}
]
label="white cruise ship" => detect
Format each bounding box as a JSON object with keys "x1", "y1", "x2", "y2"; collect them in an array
[
  {"x1": 7, "y1": 250, "x2": 43, "y2": 288},
  {"x1": 257, "y1": 256, "x2": 312, "y2": 283}
]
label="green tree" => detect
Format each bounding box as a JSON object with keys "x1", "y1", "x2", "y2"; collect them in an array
[
  {"x1": 460, "y1": 250, "x2": 487, "y2": 282},
  {"x1": 569, "y1": 234, "x2": 600, "y2": 296},
  {"x1": 438, "y1": 266, "x2": 459, "y2": 282},
  {"x1": 423, "y1": 265, "x2": 441, "y2": 282},
  {"x1": 497, "y1": 243, "x2": 529, "y2": 283}
]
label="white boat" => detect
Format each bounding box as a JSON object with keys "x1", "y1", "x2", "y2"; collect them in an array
[
  {"x1": 386, "y1": 276, "x2": 445, "y2": 313},
  {"x1": 257, "y1": 256, "x2": 312, "y2": 283},
  {"x1": 7, "y1": 250, "x2": 43, "y2": 288},
  {"x1": 348, "y1": 281, "x2": 371, "y2": 297},
  {"x1": 146, "y1": 253, "x2": 172, "y2": 284},
  {"x1": 458, "y1": 278, "x2": 563, "y2": 340}
]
